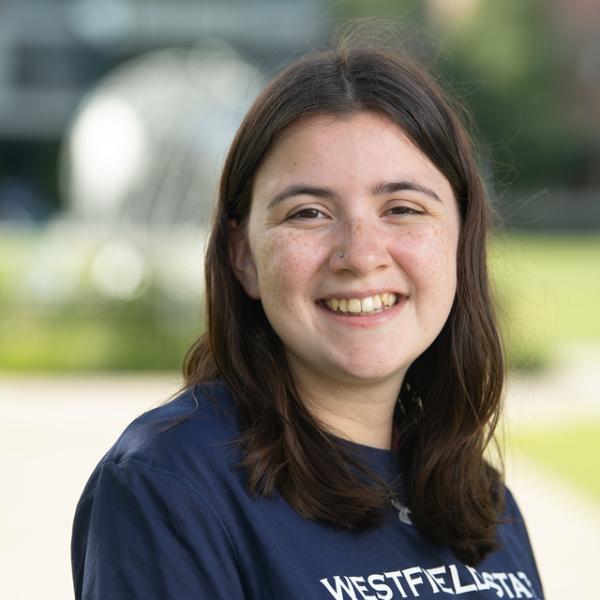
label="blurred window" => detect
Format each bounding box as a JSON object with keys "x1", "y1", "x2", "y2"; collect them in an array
[{"x1": 14, "y1": 44, "x2": 104, "y2": 87}]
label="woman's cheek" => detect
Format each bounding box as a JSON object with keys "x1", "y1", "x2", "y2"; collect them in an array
[
  {"x1": 395, "y1": 226, "x2": 458, "y2": 295},
  {"x1": 255, "y1": 234, "x2": 312, "y2": 304},
  {"x1": 422, "y1": 235, "x2": 458, "y2": 313}
]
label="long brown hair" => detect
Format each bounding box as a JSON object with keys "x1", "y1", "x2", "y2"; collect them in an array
[{"x1": 183, "y1": 38, "x2": 505, "y2": 565}]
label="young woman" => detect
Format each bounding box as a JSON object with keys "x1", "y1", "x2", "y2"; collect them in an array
[{"x1": 72, "y1": 41, "x2": 544, "y2": 599}]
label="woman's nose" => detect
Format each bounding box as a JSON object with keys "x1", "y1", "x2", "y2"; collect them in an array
[{"x1": 329, "y1": 219, "x2": 391, "y2": 275}]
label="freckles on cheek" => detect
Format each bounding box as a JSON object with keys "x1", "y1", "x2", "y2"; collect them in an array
[
  {"x1": 430, "y1": 240, "x2": 458, "y2": 304},
  {"x1": 255, "y1": 234, "x2": 314, "y2": 308},
  {"x1": 402, "y1": 226, "x2": 458, "y2": 288}
]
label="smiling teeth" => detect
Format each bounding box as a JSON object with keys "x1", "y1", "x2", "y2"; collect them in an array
[{"x1": 323, "y1": 293, "x2": 398, "y2": 315}]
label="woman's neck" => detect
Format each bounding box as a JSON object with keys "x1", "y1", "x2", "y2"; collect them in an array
[{"x1": 291, "y1": 366, "x2": 404, "y2": 450}]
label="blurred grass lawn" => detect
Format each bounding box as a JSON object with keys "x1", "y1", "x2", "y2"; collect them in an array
[
  {"x1": 0, "y1": 228, "x2": 200, "y2": 372},
  {"x1": 489, "y1": 232, "x2": 600, "y2": 370},
  {"x1": 508, "y1": 421, "x2": 600, "y2": 504},
  {"x1": 1, "y1": 231, "x2": 599, "y2": 372}
]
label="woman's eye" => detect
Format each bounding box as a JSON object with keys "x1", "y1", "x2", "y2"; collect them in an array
[
  {"x1": 386, "y1": 205, "x2": 423, "y2": 216},
  {"x1": 288, "y1": 208, "x2": 326, "y2": 220}
]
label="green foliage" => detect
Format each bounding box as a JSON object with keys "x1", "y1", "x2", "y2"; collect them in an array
[
  {"x1": 0, "y1": 228, "x2": 202, "y2": 372},
  {"x1": 332, "y1": 0, "x2": 590, "y2": 188},
  {"x1": 435, "y1": 0, "x2": 586, "y2": 188},
  {"x1": 0, "y1": 301, "x2": 200, "y2": 372}
]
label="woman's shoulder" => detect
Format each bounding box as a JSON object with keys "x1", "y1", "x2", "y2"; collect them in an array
[
  {"x1": 495, "y1": 482, "x2": 535, "y2": 552},
  {"x1": 501, "y1": 484, "x2": 531, "y2": 531},
  {"x1": 72, "y1": 380, "x2": 249, "y2": 599},
  {"x1": 487, "y1": 483, "x2": 543, "y2": 590},
  {"x1": 101, "y1": 379, "x2": 242, "y2": 476}
]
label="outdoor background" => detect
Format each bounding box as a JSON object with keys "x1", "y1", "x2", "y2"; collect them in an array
[{"x1": 1, "y1": 0, "x2": 599, "y2": 598}]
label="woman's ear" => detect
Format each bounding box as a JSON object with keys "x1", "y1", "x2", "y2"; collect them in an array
[{"x1": 228, "y1": 220, "x2": 261, "y2": 299}]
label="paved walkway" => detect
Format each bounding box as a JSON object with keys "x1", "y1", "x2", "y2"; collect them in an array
[
  {"x1": 1, "y1": 353, "x2": 599, "y2": 599},
  {"x1": 502, "y1": 346, "x2": 600, "y2": 599}
]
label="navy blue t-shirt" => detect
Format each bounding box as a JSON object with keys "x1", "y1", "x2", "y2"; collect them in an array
[{"x1": 72, "y1": 381, "x2": 544, "y2": 599}]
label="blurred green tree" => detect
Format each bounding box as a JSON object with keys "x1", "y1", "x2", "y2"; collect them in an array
[
  {"x1": 436, "y1": 0, "x2": 587, "y2": 188},
  {"x1": 334, "y1": 0, "x2": 589, "y2": 189}
]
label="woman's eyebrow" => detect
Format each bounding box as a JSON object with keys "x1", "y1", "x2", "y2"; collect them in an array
[
  {"x1": 265, "y1": 179, "x2": 442, "y2": 212},
  {"x1": 266, "y1": 185, "x2": 335, "y2": 211},
  {"x1": 372, "y1": 180, "x2": 443, "y2": 202}
]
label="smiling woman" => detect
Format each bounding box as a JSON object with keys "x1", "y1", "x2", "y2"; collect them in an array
[
  {"x1": 228, "y1": 112, "x2": 461, "y2": 447},
  {"x1": 72, "y1": 36, "x2": 545, "y2": 600}
]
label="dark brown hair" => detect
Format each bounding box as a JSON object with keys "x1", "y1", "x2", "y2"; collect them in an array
[{"x1": 183, "y1": 38, "x2": 505, "y2": 565}]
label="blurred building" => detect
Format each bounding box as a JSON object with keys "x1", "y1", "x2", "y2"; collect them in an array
[
  {"x1": 0, "y1": 0, "x2": 326, "y2": 221},
  {"x1": 0, "y1": 0, "x2": 598, "y2": 228}
]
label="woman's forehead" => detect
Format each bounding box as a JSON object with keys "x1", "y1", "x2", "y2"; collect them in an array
[{"x1": 251, "y1": 111, "x2": 454, "y2": 206}]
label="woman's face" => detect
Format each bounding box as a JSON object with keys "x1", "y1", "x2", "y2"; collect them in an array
[{"x1": 230, "y1": 111, "x2": 461, "y2": 395}]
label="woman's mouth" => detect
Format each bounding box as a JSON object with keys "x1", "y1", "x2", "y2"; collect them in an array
[{"x1": 318, "y1": 292, "x2": 401, "y2": 316}]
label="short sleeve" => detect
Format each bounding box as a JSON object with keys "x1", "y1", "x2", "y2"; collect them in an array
[{"x1": 71, "y1": 459, "x2": 246, "y2": 599}]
